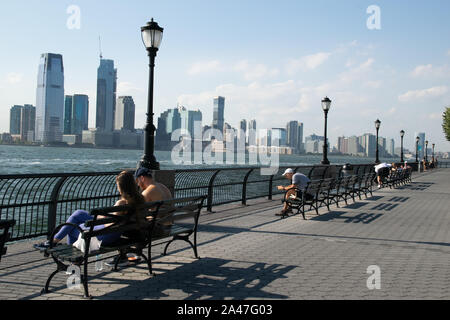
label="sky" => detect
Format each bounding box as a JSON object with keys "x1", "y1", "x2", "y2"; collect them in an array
[{"x1": 0, "y1": 0, "x2": 449, "y2": 152}]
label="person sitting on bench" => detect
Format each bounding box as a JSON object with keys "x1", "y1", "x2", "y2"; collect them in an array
[
  {"x1": 34, "y1": 171, "x2": 145, "y2": 250},
  {"x1": 134, "y1": 167, "x2": 173, "y2": 237},
  {"x1": 275, "y1": 168, "x2": 311, "y2": 216}
]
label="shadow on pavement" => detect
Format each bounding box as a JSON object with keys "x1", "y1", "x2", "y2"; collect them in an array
[{"x1": 92, "y1": 257, "x2": 296, "y2": 300}]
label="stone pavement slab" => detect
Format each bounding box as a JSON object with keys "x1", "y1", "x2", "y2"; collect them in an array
[{"x1": 0, "y1": 169, "x2": 449, "y2": 300}]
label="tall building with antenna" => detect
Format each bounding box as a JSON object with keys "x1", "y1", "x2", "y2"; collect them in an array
[{"x1": 95, "y1": 38, "x2": 117, "y2": 132}]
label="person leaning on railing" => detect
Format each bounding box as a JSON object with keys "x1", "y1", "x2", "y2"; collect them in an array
[
  {"x1": 33, "y1": 171, "x2": 145, "y2": 250},
  {"x1": 275, "y1": 168, "x2": 312, "y2": 216}
]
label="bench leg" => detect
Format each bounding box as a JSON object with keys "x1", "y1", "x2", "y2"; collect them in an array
[
  {"x1": 42, "y1": 269, "x2": 60, "y2": 294},
  {"x1": 82, "y1": 262, "x2": 91, "y2": 299}
]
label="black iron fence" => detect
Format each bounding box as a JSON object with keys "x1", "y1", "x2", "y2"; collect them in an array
[{"x1": 0, "y1": 162, "x2": 425, "y2": 242}]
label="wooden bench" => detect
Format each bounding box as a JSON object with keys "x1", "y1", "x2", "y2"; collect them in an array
[
  {"x1": 0, "y1": 219, "x2": 15, "y2": 263},
  {"x1": 37, "y1": 195, "x2": 206, "y2": 298}
]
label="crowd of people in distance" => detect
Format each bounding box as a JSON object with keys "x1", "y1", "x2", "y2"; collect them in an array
[{"x1": 422, "y1": 157, "x2": 438, "y2": 172}]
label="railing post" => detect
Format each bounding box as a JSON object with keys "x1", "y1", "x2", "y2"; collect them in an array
[
  {"x1": 207, "y1": 170, "x2": 221, "y2": 213},
  {"x1": 47, "y1": 177, "x2": 67, "y2": 239},
  {"x1": 268, "y1": 174, "x2": 274, "y2": 200},
  {"x1": 242, "y1": 168, "x2": 254, "y2": 206}
]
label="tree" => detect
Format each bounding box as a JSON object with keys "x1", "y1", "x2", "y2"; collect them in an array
[{"x1": 443, "y1": 107, "x2": 450, "y2": 141}]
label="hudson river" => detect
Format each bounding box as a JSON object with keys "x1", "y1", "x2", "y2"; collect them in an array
[{"x1": 0, "y1": 144, "x2": 401, "y2": 175}]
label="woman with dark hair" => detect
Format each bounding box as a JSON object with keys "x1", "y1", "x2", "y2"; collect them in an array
[{"x1": 34, "y1": 171, "x2": 144, "y2": 249}]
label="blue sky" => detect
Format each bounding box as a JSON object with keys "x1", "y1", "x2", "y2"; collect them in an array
[{"x1": 0, "y1": 0, "x2": 449, "y2": 151}]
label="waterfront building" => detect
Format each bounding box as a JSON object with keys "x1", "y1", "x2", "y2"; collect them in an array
[
  {"x1": 415, "y1": 132, "x2": 426, "y2": 159},
  {"x1": 64, "y1": 96, "x2": 73, "y2": 134},
  {"x1": 271, "y1": 128, "x2": 287, "y2": 147},
  {"x1": 297, "y1": 122, "x2": 304, "y2": 153},
  {"x1": 361, "y1": 133, "x2": 376, "y2": 158},
  {"x1": 115, "y1": 96, "x2": 135, "y2": 131},
  {"x1": 96, "y1": 59, "x2": 117, "y2": 132},
  {"x1": 212, "y1": 96, "x2": 225, "y2": 134},
  {"x1": 35, "y1": 53, "x2": 65, "y2": 143},
  {"x1": 286, "y1": 121, "x2": 298, "y2": 152},
  {"x1": 378, "y1": 137, "x2": 387, "y2": 158},
  {"x1": 10, "y1": 105, "x2": 35, "y2": 141},
  {"x1": 9, "y1": 105, "x2": 22, "y2": 135},
  {"x1": 65, "y1": 95, "x2": 89, "y2": 135},
  {"x1": 387, "y1": 138, "x2": 395, "y2": 157},
  {"x1": 248, "y1": 119, "x2": 257, "y2": 146},
  {"x1": 179, "y1": 105, "x2": 202, "y2": 137}
]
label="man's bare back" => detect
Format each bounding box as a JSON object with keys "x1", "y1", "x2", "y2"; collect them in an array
[{"x1": 142, "y1": 182, "x2": 172, "y2": 203}]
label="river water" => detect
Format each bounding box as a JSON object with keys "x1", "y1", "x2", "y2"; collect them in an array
[{"x1": 0, "y1": 144, "x2": 401, "y2": 175}]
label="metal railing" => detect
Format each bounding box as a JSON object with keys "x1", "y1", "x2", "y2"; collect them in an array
[{"x1": 0, "y1": 162, "x2": 413, "y2": 242}]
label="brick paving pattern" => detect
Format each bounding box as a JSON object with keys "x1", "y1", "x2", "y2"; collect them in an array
[{"x1": 0, "y1": 169, "x2": 449, "y2": 300}]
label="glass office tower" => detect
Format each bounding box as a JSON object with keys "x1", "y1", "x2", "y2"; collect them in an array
[
  {"x1": 35, "y1": 53, "x2": 65, "y2": 143},
  {"x1": 96, "y1": 59, "x2": 117, "y2": 132},
  {"x1": 115, "y1": 96, "x2": 135, "y2": 131},
  {"x1": 212, "y1": 96, "x2": 225, "y2": 134}
]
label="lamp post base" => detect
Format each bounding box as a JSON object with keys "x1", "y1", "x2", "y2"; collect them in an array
[
  {"x1": 138, "y1": 157, "x2": 160, "y2": 170},
  {"x1": 321, "y1": 159, "x2": 330, "y2": 165}
]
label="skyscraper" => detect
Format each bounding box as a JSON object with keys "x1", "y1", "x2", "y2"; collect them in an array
[
  {"x1": 248, "y1": 119, "x2": 257, "y2": 146},
  {"x1": 20, "y1": 105, "x2": 36, "y2": 141},
  {"x1": 9, "y1": 105, "x2": 22, "y2": 135},
  {"x1": 212, "y1": 96, "x2": 225, "y2": 134},
  {"x1": 178, "y1": 106, "x2": 202, "y2": 138},
  {"x1": 65, "y1": 95, "x2": 89, "y2": 135},
  {"x1": 10, "y1": 105, "x2": 35, "y2": 141},
  {"x1": 115, "y1": 96, "x2": 135, "y2": 131},
  {"x1": 362, "y1": 133, "x2": 376, "y2": 158},
  {"x1": 72, "y1": 95, "x2": 89, "y2": 135},
  {"x1": 415, "y1": 132, "x2": 426, "y2": 159},
  {"x1": 271, "y1": 128, "x2": 287, "y2": 146},
  {"x1": 35, "y1": 53, "x2": 64, "y2": 143},
  {"x1": 96, "y1": 59, "x2": 117, "y2": 132},
  {"x1": 297, "y1": 122, "x2": 304, "y2": 153},
  {"x1": 387, "y1": 139, "x2": 395, "y2": 157},
  {"x1": 286, "y1": 121, "x2": 298, "y2": 152},
  {"x1": 64, "y1": 96, "x2": 73, "y2": 134}
]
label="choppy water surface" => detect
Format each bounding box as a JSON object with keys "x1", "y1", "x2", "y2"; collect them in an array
[{"x1": 0, "y1": 144, "x2": 400, "y2": 175}]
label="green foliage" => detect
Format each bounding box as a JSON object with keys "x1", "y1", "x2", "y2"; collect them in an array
[{"x1": 444, "y1": 107, "x2": 450, "y2": 141}]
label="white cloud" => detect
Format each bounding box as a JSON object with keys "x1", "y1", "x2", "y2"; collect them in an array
[
  {"x1": 429, "y1": 112, "x2": 441, "y2": 120},
  {"x1": 398, "y1": 86, "x2": 448, "y2": 102},
  {"x1": 410, "y1": 64, "x2": 450, "y2": 78},
  {"x1": 286, "y1": 52, "x2": 331, "y2": 74},
  {"x1": 117, "y1": 82, "x2": 144, "y2": 95},
  {"x1": 338, "y1": 58, "x2": 375, "y2": 84},
  {"x1": 6, "y1": 72, "x2": 23, "y2": 84},
  {"x1": 233, "y1": 60, "x2": 279, "y2": 81},
  {"x1": 187, "y1": 60, "x2": 224, "y2": 75}
]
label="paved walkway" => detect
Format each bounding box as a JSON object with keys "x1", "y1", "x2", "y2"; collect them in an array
[{"x1": 1, "y1": 169, "x2": 449, "y2": 300}]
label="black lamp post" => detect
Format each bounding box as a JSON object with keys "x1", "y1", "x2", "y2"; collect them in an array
[
  {"x1": 400, "y1": 130, "x2": 405, "y2": 163},
  {"x1": 425, "y1": 140, "x2": 428, "y2": 162},
  {"x1": 415, "y1": 136, "x2": 420, "y2": 163},
  {"x1": 432, "y1": 143, "x2": 435, "y2": 159},
  {"x1": 375, "y1": 119, "x2": 381, "y2": 164},
  {"x1": 321, "y1": 97, "x2": 331, "y2": 165},
  {"x1": 138, "y1": 18, "x2": 164, "y2": 170}
]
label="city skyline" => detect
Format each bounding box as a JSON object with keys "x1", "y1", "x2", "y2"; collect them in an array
[{"x1": 0, "y1": 1, "x2": 449, "y2": 152}]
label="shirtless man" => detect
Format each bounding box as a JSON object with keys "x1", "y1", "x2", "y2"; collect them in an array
[
  {"x1": 134, "y1": 167, "x2": 172, "y2": 202},
  {"x1": 134, "y1": 167, "x2": 173, "y2": 237}
]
